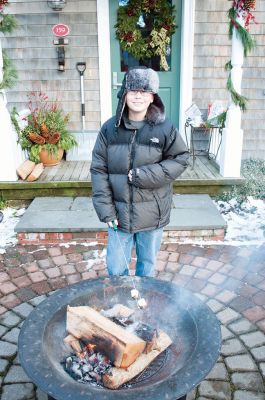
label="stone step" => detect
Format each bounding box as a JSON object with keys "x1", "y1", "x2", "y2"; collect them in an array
[{"x1": 15, "y1": 195, "x2": 226, "y2": 245}]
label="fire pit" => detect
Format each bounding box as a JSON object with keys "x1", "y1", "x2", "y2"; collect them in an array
[{"x1": 18, "y1": 277, "x2": 221, "y2": 400}]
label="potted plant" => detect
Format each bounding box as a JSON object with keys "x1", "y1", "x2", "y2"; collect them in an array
[{"x1": 16, "y1": 92, "x2": 77, "y2": 166}]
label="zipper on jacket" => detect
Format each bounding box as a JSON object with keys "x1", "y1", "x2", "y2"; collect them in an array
[
  {"x1": 153, "y1": 191, "x2": 161, "y2": 228},
  {"x1": 129, "y1": 130, "x2": 137, "y2": 232}
]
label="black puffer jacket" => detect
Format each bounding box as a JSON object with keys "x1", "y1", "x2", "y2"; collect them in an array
[{"x1": 90, "y1": 114, "x2": 189, "y2": 233}]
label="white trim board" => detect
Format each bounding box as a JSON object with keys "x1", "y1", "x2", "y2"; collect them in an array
[
  {"x1": 97, "y1": 0, "x2": 195, "y2": 138},
  {"x1": 97, "y1": 0, "x2": 112, "y2": 125},
  {"x1": 179, "y1": 0, "x2": 195, "y2": 139}
]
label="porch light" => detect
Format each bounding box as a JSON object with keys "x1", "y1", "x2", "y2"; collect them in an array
[{"x1": 47, "y1": 0, "x2": 66, "y2": 11}]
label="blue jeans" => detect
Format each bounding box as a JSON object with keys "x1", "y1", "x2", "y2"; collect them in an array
[{"x1": 107, "y1": 227, "x2": 163, "y2": 277}]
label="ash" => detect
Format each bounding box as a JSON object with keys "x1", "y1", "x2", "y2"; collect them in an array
[{"x1": 63, "y1": 342, "x2": 113, "y2": 385}]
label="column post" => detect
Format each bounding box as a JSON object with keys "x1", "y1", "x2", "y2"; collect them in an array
[
  {"x1": 219, "y1": 13, "x2": 245, "y2": 177},
  {"x1": 0, "y1": 37, "x2": 19, "y2": 181}
]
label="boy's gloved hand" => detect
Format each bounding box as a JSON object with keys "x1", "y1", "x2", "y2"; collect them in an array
[
  {"x1": 128, "y1": 168, "x2": 139, "y2": 184},
  {"x1": 107, "y1": 219, "x2": 118, "y2": 229},
  {"x1": 128, "y1": 169, "x2": 133, "y2": 182}
]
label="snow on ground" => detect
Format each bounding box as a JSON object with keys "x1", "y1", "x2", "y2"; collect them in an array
[
  {"x1": 0, "y1": 207, "x2": 25, "y2": 253},
  {"x1": 215, "y1": 197, "x2": 265, "y2": 246},
  {"x1": 0, "y1": 197, "x2": 264, "y2": 253},
  {"x1": 84, "y1": 249, "x2": 107, "y2": 269}
]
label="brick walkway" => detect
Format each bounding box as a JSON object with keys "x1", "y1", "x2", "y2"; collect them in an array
[{"x1": 0, "y1": 242, "x2": 264, "y2": 400}]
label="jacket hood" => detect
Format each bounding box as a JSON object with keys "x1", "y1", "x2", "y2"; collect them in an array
[{"x1": 115, "y1": 67, "x2": 165, "y2": 127}]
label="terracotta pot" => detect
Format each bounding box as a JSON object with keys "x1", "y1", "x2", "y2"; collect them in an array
[{"x1": 39, "y1": 148, "x2": 64, "y2": 166}]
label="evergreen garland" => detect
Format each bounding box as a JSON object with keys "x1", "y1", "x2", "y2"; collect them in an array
[
  {"x1": 0, "y1": 13, "x2": 17, "y2": 34},
  {"x1": 227, "y1": 74, "x2": 248, "y2": 111},
  {"x1": 228, "y1": 7, "x2": 256, "y2": 57},
  {"x1": 225, "y1": 60, "x2": 232, "y2": 71},
  {"x1": 0, "y1": 50, "x2": 17, "y2": 90},
  {"x1": 115, "y1": 0, "x2": 176, "y2": 71},
  {"x1": 0, "y1": 1, "x2": 18, "y2": 90},
  {"x1": 10, "y1": 106, "x2": 20, "y2": 137},
  {"x1": 226, "y1": 1, "x2": 257, "y2": 111},
  {"x1": 206, "y1": 111, "x2": 227, "y2": 129}
]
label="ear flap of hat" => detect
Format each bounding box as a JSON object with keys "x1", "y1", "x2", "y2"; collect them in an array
[
  {"x1": 146, "y1": 94, "x2": 165, "y2": 125},
  {"x1": 115, "y1": 73, "x2": 127, "y2": 127}
]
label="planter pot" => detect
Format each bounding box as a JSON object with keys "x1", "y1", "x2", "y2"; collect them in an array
[{"x1": 39, "y1": 148, "x2": 64, "y2": 166}]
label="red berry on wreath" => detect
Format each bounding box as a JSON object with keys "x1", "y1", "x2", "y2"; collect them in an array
[
  {"x1": 127, "y1": 8, "x2": 135, "y2": 16},
  {"x1": 144, "y1": 0, "x2": 155, "y2": 10},
  {"x1": 124, "y1": 32, "x2": 134, "y2": 42}
]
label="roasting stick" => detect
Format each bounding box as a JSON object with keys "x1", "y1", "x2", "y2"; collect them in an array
[{"x1": 112, "y1": 222, "x2": 147, "y2": 309}]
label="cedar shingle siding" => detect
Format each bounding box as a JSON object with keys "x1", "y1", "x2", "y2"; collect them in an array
[
  {"x1": 4, "y1": 0, "x2": 100, "y2": 131},
  {"x1": 3, "y1": 0, "x2": 265, "y2": 160},
  {"x1": 193, "y1": 0, "x2": 265, "y2": 160}
]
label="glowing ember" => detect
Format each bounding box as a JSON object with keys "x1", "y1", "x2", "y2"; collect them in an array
[{"x1": 63, "y1": 341, "x2": 113, "y2": 385}]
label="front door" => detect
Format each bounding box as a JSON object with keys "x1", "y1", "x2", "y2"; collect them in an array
[{"x1": 109, "y1": 0, "x2": 182, "y2": 128}]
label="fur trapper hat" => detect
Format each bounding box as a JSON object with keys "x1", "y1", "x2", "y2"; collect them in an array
[{"x1": 115, "y1": 67, "x2": 165, "y2": 127}]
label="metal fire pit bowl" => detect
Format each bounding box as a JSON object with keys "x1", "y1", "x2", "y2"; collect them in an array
[{"x1": 18, "y1": 277, "x2": 221, "y2": 400}]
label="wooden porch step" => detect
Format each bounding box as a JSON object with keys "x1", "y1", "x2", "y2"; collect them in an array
[{"x1": 0, "y1": 157, "x2": 244, "y2": 200}]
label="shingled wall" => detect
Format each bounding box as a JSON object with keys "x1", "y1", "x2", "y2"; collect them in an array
[
  {"x1": 3, "y1": 0, "x2": 100, "y2": 131},
  {"x1": 193, "y1": 0, "x2": 265, "y2": 160},
  {"x1": 3, "y1": 0, "x2": 265, "y2": 160}
]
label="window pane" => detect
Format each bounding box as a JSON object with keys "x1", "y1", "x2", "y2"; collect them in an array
[{"x1": 120, "y1": 50, "x2": 171, "y2": 72}]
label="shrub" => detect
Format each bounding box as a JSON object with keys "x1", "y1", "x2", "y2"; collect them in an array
[
  {"x1": 216, "y1": 158, "x2": 265, "y2": 203},
  {"x1": 0, "y1": 197, "x2": 7, "y2": 210}
]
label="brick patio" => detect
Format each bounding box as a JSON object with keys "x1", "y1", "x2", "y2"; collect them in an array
[{"x1": 0, "y1": 241, "x2": 264, "y2": 399}]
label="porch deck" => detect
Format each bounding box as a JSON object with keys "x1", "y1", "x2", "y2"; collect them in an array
[{"x1": 0, "y1": 156, "x2": 244, "y2": 200}]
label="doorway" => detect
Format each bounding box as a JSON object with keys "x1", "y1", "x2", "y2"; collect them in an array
[{"x1": 109, "y1": 0, "x2": 182, "y2": 127}]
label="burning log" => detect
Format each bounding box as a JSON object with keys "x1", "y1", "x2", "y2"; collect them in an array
[
  {"x1": 101, "y1": 304, "x2": 135, "y2": 319},
  {"x1": 64, "y1": 334, "x2": 82, "y2": 353},
  {"x1": 63, "y1": 330, "x2": 171, "y2": 389},
  {"x1": 66, "y1": 306, "x2": 146, "y2": 368},
  {"x1": 64, "y1": 304, "x2": 173, "y2": 389},
  {"x1": 102, "y1": 330, "x2": 172, "y2": 389},
  {"x1": 133, "y1": 322, "x2": 158, "y2": 354},
  {"x1": 101, "y1": 304, "x2": 135, "y2": 328}
]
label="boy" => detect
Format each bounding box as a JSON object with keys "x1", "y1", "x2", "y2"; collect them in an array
[{"x1": 90, "y1": 67, "x2": 189, "y2": 277}]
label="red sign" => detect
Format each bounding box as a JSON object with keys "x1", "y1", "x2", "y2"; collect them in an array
[{"x1": 52, "y1": 24, "x2": 69, "y2": 37}]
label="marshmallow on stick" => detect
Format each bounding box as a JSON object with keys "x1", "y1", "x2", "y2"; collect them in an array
[
  {"x1": 137, "y1": 298, "x2": 147, "y2": 309},
  {"x1": 131, "y1": 289, "x2": 139, "y2": 299}
]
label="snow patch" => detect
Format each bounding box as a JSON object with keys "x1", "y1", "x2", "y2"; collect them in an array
[
  {"x1": 84, "y1": 249, "x2": 107, "y2": 269},
  {"x1": 59, "y1": 241, "x2": 100, "y2": 248},
  {"x1": 215, "y1": 197, "x2": 265, "y2": 245},
  {"x1": 0, "y1": 207, "x2": 25, "y2": 253},
  {"x1": 0, "y1": 197, "x2": 264, "y2": 254}
]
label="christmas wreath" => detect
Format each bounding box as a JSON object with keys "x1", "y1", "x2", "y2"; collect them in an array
[{"x1": 115, "y1": 0, "x2": 176, "y2": 71}]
